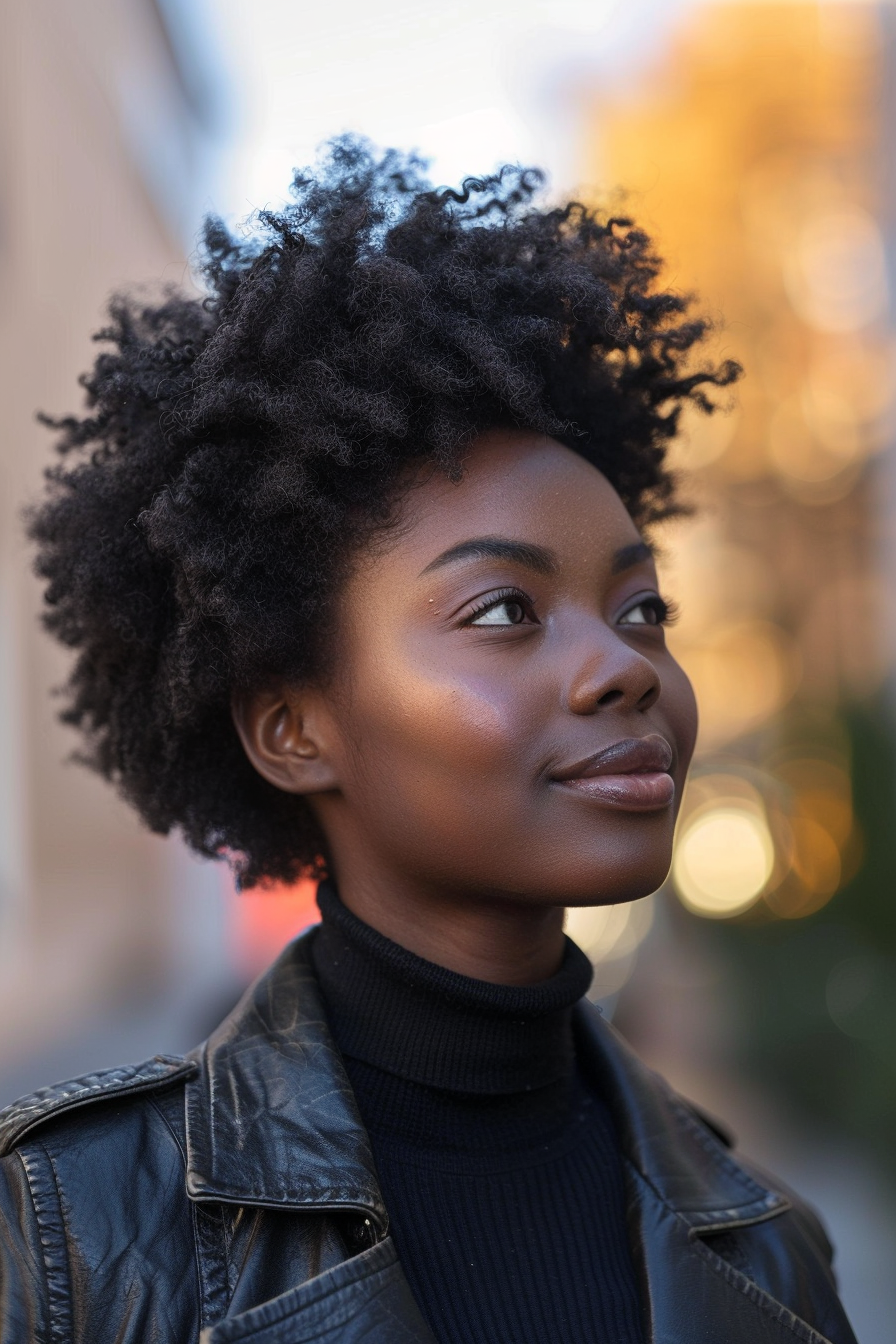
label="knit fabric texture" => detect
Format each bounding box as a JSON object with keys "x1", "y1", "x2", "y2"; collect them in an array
[{"x1": 311, "y1": 881, "x2": 644, "y2": 1344}]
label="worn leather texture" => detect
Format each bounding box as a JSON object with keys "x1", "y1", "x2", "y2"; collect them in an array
[{"x1": 0, "y1": 931, "x2": 859, "y2": 1344}]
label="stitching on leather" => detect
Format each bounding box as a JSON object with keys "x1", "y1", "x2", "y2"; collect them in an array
[
  {"x1": 0, "y1": 1058, "x2": 185, "y2": 1124},
  {"x1": 624, "y1": 1152, "x2": 782, "y2": 1263},
  {"x1": 193, "y1": 1202, "x2": 230, "y2": 1330},
  {"x1": 18, "y1": 1145, "x2": 73, "y2": 1344},
  {"x1": 666, "y1": 1095, "x2": 781, "y2": 1206},
  {"x1": 7, "y1": 1150, "x2": 53, "y2": 1344},
  {"x1": 0, "y1": 1058, "x2": 197, "y2": 1157},
  {"x1": 208, "y1": 1243, "x2": 399, "y2": 1342},
  {"x1": 691, "y1": 1234, "x2": 836, "y2": 1344},
  {"x1": 146, "y1": 1090, "x2": 220, "y2": 1330},
  {"x1": 627, "y1": 1166, "x2": 834, "y2": 1344}
]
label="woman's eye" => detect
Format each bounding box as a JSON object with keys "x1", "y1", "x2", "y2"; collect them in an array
[
  {"x1": 619, "y1": 596, "x2": 672, "y2": 627},
  {"x1": 470, "y1": 598, "x2": 529, "y2": 626}
]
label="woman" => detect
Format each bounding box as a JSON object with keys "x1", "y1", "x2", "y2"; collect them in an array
[{"x1": 0, "y1": 141, "x2": 857, "y2": 1344}]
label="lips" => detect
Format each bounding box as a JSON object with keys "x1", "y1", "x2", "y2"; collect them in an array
[{"x1": 550, "y1": 734, "x2": 675, "y2": 812}]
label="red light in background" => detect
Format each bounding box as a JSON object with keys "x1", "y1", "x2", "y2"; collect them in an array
[{"x1": 226, "y1": 875, "x2": 320, "y2": 980}]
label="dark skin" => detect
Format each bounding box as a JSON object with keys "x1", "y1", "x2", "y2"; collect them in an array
[{"x1": 234, "y1": 431, "x2": 698, "y2": 985}]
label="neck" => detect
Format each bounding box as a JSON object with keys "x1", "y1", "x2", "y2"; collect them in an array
[
  {"x1": 323, "y1": 857, "x2": 566, "y2": 985},
  {"x1": 312, "y1": 881, "x2": 593, "y2": 1092}
]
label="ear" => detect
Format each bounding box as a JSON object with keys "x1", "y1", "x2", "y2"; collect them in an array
[{"x1": 231, "y1": 686, "x2": 340, "y2": 796}]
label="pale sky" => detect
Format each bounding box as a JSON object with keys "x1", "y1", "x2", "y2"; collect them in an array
[
  {"x1": 201, "y1": 0, "x2": 882, "y2": 224},
  {"x1": 204, "y1": 0, "x2": 692, "y2": 219}
]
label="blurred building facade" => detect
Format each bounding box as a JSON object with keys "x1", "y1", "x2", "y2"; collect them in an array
[{"x1": 0, "y1": 0, "x2": 233, "y2": 1097}]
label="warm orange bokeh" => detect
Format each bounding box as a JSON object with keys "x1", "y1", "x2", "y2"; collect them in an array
[{"x1": 583, "y1": 3, "x2": 887, "y2": 920}]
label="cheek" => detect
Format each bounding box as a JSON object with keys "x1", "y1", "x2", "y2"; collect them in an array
[
  {"x1": 330, "y1": 606, "x2": 530, "y2": 825},
  {"x1": 348, "y1": 658, "x2": 527, "y2": 788}
]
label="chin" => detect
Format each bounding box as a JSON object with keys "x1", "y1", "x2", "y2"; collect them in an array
[
  {"x1": 546, "y1": 851, "x2": 673, "y2": 908},
  {"x1": 523, "y1": 818, "x2": 674, "y2": 908}
]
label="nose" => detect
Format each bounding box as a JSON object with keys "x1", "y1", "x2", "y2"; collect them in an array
[{"x1": 566, "y1": 629, "x2": 662, "y2": 716}]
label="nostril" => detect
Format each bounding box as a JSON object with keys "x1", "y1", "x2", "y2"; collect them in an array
[
  {"x1": 638, "y1": 685, "x2": 660, "y2": 711},
  {"x1": 597, "y1": 689, "x2": 624, "y2": 708}
]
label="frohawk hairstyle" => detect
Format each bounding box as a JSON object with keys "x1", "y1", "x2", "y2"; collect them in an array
[{"x1": 29, "y1": 137, "x2": 738, "y2": 887}]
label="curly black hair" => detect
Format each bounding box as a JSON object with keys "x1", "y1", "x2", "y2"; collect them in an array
[{"x1": 29, "y1": 137, "x2": 738, "y2": 887}]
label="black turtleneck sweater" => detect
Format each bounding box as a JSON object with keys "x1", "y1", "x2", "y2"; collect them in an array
[{"x1": 311, "y1": 884, "x2": 643, "y2": 1344}]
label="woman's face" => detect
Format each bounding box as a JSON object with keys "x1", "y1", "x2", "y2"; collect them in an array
[{"x1": 301, "y1": 429, "x2": 698, "y2": 912}]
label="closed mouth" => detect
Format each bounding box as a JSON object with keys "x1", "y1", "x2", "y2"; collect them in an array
[
  {"x1": 550, "y1": 734, "x2": 673, "y2": 784},
  {"x1": 549, "y1": 735, "x2": 675, "y2": 812}
]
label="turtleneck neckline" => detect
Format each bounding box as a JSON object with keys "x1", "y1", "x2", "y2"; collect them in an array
[{"x1": 311, "y1": 880, "x2": 593, "y2": 1095}]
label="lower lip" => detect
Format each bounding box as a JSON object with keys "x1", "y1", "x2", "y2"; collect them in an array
[{"x1": 555, "y1": 771, "x2": 675, "y2": 811}]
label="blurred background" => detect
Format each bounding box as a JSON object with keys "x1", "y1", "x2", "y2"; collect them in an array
[{"x1": 1, "y1": 0, "x2": 894, "y2": 1337}]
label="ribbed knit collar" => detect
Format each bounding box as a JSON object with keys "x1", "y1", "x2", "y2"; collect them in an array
[{"x1": 310, "y1": 881, "x2": 593, "y2": 1095}]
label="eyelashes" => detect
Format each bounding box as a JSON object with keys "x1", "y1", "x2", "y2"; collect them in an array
[
  {"x1": 464, "y1": 588, "x2": 680, "y2": 628},
  {"x1": 620, "y1": 595, "x2": 680, "y2": 627},
  {"x1": 467, "y1": 588, "x2": 534, "y2": 627}
]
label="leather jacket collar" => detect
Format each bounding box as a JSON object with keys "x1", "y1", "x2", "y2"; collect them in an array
[
  {"x1": 185, "y1": 932, "x2": 388, "y2": 1230},
  {"x1": 0, "y1": 927, "x2": 855, "y2": 1343},
  {"x1": 183, "y1": 930, "x2": 786, "y2": 1240}
]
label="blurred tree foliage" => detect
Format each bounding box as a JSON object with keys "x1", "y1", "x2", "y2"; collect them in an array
[{"x1": 713, "y1": 697, "x2": 896, "y2": 1173}]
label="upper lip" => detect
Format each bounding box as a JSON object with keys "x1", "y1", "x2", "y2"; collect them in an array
[{"x1": 550, "y1": 735, "x2": 673, "y2": 782}]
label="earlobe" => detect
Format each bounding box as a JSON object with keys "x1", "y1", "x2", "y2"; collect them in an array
[{"x1": 231, "y1": 688, "x2": 339, "y2": 795}]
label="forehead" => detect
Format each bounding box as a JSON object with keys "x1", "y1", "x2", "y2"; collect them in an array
[{"x1": 391, "y1": 430, "x2": 641, "y2": 570}]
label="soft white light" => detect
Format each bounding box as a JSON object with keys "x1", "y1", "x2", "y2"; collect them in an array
[
  {"x1": 206, "y1": 0, "x2": 693, "y2": 216},
  {"x1": 785, "y1": 205, "x2": 888, "y2": 334},
  {"x1": 673, "y1": 806, "x2": 774, "y2": 918},
  {"x1": 565, "y1": 895, "x2": 654, "y2": 963}
]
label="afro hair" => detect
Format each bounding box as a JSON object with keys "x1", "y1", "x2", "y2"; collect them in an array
[{"x1": 29, "y1": 136, "x2": 738, "y2": 887}]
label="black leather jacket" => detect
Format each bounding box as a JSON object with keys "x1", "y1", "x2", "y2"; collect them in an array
[{"x1": 0, "y1": 931, "x2": 858, "y2": 1344}]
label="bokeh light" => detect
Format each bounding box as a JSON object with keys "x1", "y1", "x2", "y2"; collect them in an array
[
  {"x1": 566, "y1": 896, "x2": 655, "y2": 998},
  {"x1": 669, "y1": 747, "x2": 863, "y2": 926},
  {"x1": 764, "y1": 816, "x2": 841, "y2": 920},
  {"x1": 673, "y1": 804, "x2": 774, "y2": 918},
  {"x1": 674, "y1": 620, "x2": 802, "y2": 750},
  {"x1": 228, "y1": 877, "x2": 319, "y2": 978},
  {"x1": 783, "y1": 204, "x2": 888, "y2": 335}
]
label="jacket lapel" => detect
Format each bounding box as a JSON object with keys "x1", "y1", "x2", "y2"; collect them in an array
[
  {"x1": 185, "y1": 933, "x2": 440, "y2": 1342},
  {"x1": 184, "y1": 933, "x2": 841, "y2": 1344},
  {"x1": 574, "y1": 1004, "x2": 787, "y2": 1228},
  {"x1": 183, "y1": 932, "x2": 387, "y2": 1231},
  {"x1": 627, "y1": 1172, "x2": 837, "y2": 1344},
  {"x1": 575, "y1": 1003, "x2": 837, "y2": 1344},
  {"x1": 200, "y1": 1238, "x2": 438, "y2": 1344}
]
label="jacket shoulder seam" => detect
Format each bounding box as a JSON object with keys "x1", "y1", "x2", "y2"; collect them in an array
[
  {"x1": 0, "y1": 1055, "x2": 197, "y2": 1156},
  {"x1": 146, "y1": 1092, "x2": 189, "y2": 1167}
]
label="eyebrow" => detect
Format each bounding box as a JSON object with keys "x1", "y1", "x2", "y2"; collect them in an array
[
  {"x1": 420, "y1": 537, "x2": 558, "y2": 578},
  {"x1": 611, "y1": 540, "x2": 655, "y2": 574},
  {"x1": 420, "y1": 535, "x2": 655, "y2": 579}
]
